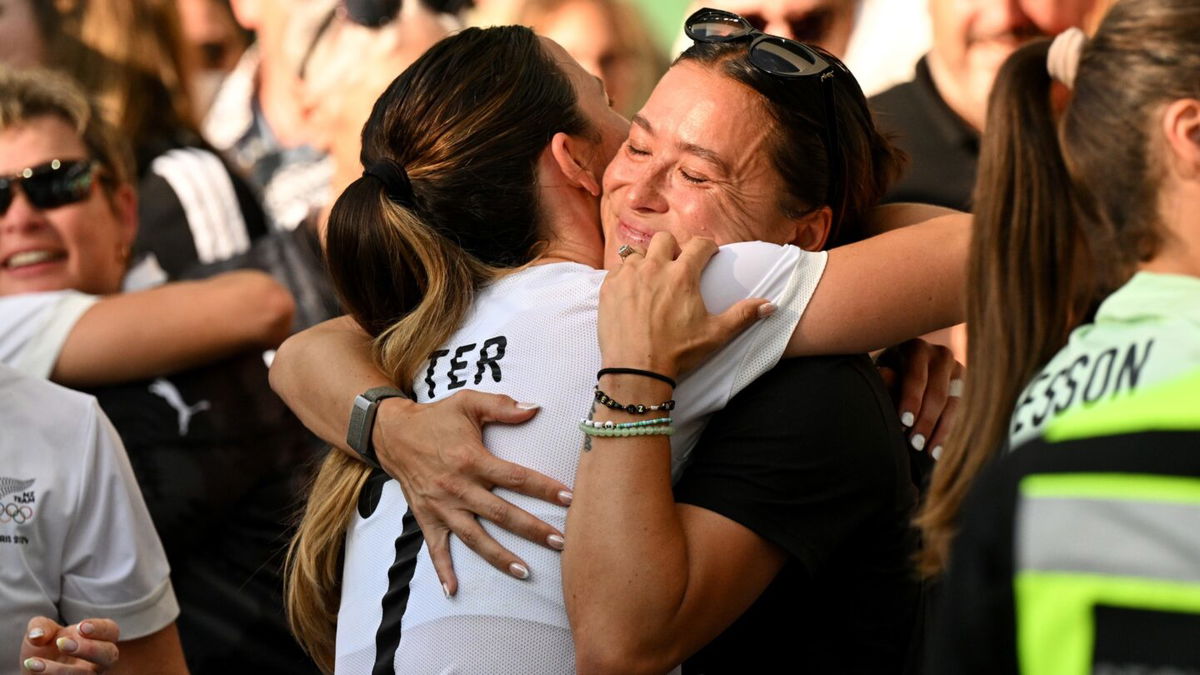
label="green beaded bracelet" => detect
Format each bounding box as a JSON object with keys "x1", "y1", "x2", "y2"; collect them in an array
[
  {"x1": 579, "y1": 417, "x2": 672, "y2": 430},
  {"x1": 578, "y1": 422, "x2": 675, "y2": 437}
]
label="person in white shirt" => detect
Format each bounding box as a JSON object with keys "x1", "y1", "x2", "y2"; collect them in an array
[
  {"x1": 278, "y1": 21, "x2": 966, "y2": 672},
  {"x1": 1, "y1": 363, "x2": 186, "y2": 674}
]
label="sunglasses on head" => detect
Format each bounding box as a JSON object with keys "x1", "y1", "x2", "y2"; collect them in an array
[
  {"x1": 0, "y1": 159, "x2": 100, "y2": 216},
  {"x1": 685, "y1": 7, "x2": 843, "y2": 205}
]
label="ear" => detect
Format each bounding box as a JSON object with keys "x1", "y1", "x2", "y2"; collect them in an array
[
  {"x1": 549, "y1": 132, "x2": 602, "y2": 197},
  {"x1": 107, "y1": 183, "x2": 139, "y2": 250},
  {"x1": 1162, "y1": 98, "x2": 1200, "y2": 179},
  {"x1": 789, "y1": 206, "x2": 833, "y2": 252}
]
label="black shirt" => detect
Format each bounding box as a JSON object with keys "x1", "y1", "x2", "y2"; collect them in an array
[
  {"x1": 676, "y1": 355, "x2": 922, "y2": 674},
  {"x1": 870, "y1": 57, "x2": 980, "y2": 212},
  {"x1": 86, "y1": 353, "x2": 322, "y2": 674}
]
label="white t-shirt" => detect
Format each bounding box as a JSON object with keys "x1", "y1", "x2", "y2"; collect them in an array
[
  {"x1": 336, "y1": 242, "x2": 827, "y2": 674},
  {"x1": 0, "y1": 291, "x2": 98, "y2": 378},
  {"x1": 0, "y1": 364, "x2": 178, "y2": 667}
]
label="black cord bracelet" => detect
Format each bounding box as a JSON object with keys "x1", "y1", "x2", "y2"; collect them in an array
[
  {"x1": 594, "y1": 387, "x2": 676, "y2": 414},
  {"x1": 597, "y1": 368, "x2": 677, "y2": 388}
]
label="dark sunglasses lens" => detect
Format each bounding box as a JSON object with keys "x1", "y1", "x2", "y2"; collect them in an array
[
  {"x1": 22, "y1": 161, "x2": 95, "y2": 209},
  {"x1": 0, "y1": 182, "x2": 11, "y2": 215},
  {"x1": 750, "y1": 37, "x2": 825, "y2": 76},
  {"x1": 688, "y1": 12, "x2": 751, "y2": 40}
]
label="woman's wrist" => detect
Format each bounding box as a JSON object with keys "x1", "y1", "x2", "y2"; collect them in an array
[{"x1": 591, "y1": 374, "x2": 674, "y2": 423}]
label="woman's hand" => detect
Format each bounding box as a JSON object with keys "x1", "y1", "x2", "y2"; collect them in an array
[
  {"x1": 20, "y1": 618, "x2": 119, "y2": 674},
  {"x1": 599, "y1": 233, "x2": 771, "y2": 378},
  {"x1": 876, "y1": 338, "x2": 964, "y2": 459},
  {"x1": 373, "y1": 390, "x2": 574, "y2": 594}
]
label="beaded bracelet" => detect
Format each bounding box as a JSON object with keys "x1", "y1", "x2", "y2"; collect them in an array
[
  {"x1": 579, "y1": 422, "x2": 675, "y2": 437},
  {"x1": 594, "y1": 387, "x2": 676, "y2": 414},
  {"x1": 580, "y1": 417, "x2": 672, "y2": 430}
]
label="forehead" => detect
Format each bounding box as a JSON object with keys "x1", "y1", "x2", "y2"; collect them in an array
[
  {"x1": 640, "y1": 61, "x2": 770, "y2": 143},
  {"x1": 0, "y1": 115, "x2": 88, "y2": 174},
  {"x1": 707, "y1": 0, "x2": 841, "y2": 17}
]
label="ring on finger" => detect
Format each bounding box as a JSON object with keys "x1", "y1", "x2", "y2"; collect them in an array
[
  {"x1": 617, "y1": 244, "x2": 636, "y2": 260},
  {"x1": 948, "y1": 378, "x2": 965, "y2": 398}
]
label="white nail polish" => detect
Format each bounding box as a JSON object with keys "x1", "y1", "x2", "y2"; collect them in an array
[
  {"x1": 558, "y1": 490, "x2": 573, "y2": 505},
  {"x1": 24, "y1": 658, "x2": 45, "y2": 673},
  {"x1": 547, "y1": 533, "x2": 565, "y2": 550},
  {"x1": 27, "y1": 628, "x2": 44, "y2": 640},
  {"x1": 57, "y1": 637, "x2": 78, "y2": 653},
  {"x1": 442, "y1": 583, "x2": 452, "y2": 599},
  {"x1": 516, "y1": 402, "x2": 540, "y2": 410},
  {"x1": 509, "y1": 562, "x2": 530, "y2": 580},
  {"x1": 900, "y1": 411, "x2": 915, "y2": 427},
  {"x1": 757, "y1": 303, "x2": 778, "y2": 319},
  {"x1": 932, "y1": 445, "x2": 944, "y2": 461},
  {"x1": 911, "y1": 434, "x2": 926, "y2": 451}
]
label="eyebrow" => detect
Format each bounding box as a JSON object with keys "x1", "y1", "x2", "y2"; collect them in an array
[{"x1": 631, "y1": 114, "x2": 731, "y2": 176}]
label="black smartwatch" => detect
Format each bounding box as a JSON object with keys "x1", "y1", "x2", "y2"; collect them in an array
[{"x1": 347, "y1": 386, "x2": 408, "y2": 468}]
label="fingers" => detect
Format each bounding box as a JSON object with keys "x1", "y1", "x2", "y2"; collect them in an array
[
  {"x1": 52, "y1": 633, "x2": 119, "y2": 670},
  {"x1": 909, "y1": 347, "x2": 958, "y2": 452},
  {"x1": 644, "y1": 231, "x2": 680, "y2": 261},
  {"x1": 675, "y1": 236, "x2": 719, "y2": 273},
  {"x1": 712, "y1": 297, "x2": 773, "y2": 343},
  {"x1": 927, "y1": 394, "x2": 960, "y2": 460},
  {"x1": 476, "y1": 454, "x2": 572, "y2": 508},
  {"x1": 894, "y1": 347, "x2": 929, "y2": 433},
  {"x1": 21, "y1": 618, "x2": 120, "y2": 673},
  {"x1": 441, "y1": 510, "x2": 533, "y2": 582},
  {"x1": 419, "y1": 520, "x2": 459, "y2": 598},
  {"x1": 453, "y1": 390, "x2": 541, "y2": 426},
  {"x1": 23, "y1": 617, "x2": 62, "y2": 651}
]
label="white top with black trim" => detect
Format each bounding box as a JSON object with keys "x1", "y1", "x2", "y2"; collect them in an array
[
  {"x1": 335, "y1": 242, "x2": 827, "y2": 674},
  {"x1": 0, "y1": 365, "x2": 177, "y2": 667}
]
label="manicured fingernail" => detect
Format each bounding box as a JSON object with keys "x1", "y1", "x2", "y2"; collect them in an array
[
  {"x1": 547, "y1": 533, "x2": 565, "y2": 550},
  {"x1": 79, "y1": 621, "x2": 95, "y2": 636},
  {"x1": 509, "y1": 562, "x2": 530, "y2": 580},
  {"x1": 757, "y1": 303, "x2": 777, "y2": 319},
  {"x1": 900, "y1": 411, "x2": 915, "y2": 427},
  {"x1": 557, "y1": 490, "x2": 573, "y2": 505},
  {"x1": 442, "y1": 583, "x2": 452, "y2": 599},
  {"x1": 911, "y1": 433, "x2": 926, "y2": 452},
  {"x1": 57, "y1": 637, "x2": 78, "y2": 653},
  {"x1": 932, "y1": 445, "x2": 944, "y2": 461},
  {"x1": 517, "y1": 402, "x2": 540, "y2": 410},
  {"x1": 24, "y1": 658, "x2": 45, "y2": 672},
  {"x1": 27, "y1": 627, "x2": 44, "y2": 640}
]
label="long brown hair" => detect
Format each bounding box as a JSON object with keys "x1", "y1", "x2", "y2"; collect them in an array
[
  {"x1": 284, "y1": 25, "x2": 591, "y2": 672},
  {"x1": 919, "y1": 0, "x2": 1200, "y2": 575}
]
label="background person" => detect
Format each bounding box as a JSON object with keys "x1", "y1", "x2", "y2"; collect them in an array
[
  {"x1": 2, "y1": 364, "x2": 187, "y2": 675},
  {"x1": 0, "y1": 66, "x2": 318, "y2": 673},
  {"x1": 918, "y1": 1, "x2": 1200, "y2": 670}
]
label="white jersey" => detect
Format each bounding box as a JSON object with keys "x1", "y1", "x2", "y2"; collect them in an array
[
  {"x1": 0, "y1": 365, "x2": 178, "y2": 668},
  {"x1": 0, "y1": 291, "x2": 97, "y2": 378},
  {"x1": 336, "y1": 242, "x2": 827, "y2": 673}
]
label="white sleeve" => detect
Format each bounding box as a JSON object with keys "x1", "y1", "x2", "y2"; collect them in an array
[
  {"x1": 671, "y1": 242, "x2": 826, "y2": 466},
  {"x1": 59, "y1": 399, "x2": 179, "y2": 639},
  {"x1": 0, "y1": 291, "x2": 99, "y2": 378}
]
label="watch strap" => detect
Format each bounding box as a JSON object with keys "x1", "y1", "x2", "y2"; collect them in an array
[{"x1": 347, "y1": 386, "x2": 408, "y2": 468}]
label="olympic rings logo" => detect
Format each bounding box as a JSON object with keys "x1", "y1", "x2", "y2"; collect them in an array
[{"x1": 0, "y1": 502, "x2": 33, "y2": 524}]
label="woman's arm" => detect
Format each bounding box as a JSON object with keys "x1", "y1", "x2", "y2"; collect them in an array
[
  {"x1": 269, "y1": 316, "x2": 573, "y2": 592},
  {"x1": 50, "y1": 270, "x2": 294, "y2": 387},
  {"x1": 787, "y1": 212, "x2": 969, "y2": 356}
]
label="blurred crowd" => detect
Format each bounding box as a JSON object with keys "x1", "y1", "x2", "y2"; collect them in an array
[{"x1": 2, "y1": 0, "x2": 1198, "y2": 674}]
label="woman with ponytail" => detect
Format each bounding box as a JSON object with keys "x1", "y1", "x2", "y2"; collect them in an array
[
  {"x1": 922, "y1": 0, "x2": 1200, "y2": 671},
  {"x1": 279, "y1": 19, "x2": 969, "y2": 673}
]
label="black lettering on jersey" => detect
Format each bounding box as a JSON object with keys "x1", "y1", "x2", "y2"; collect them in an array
[
  {"x1": 426, "y1": 349, "x2": 449, "y2": 398},
  {"x1": 1012, "y1": 339, "x2": 1156, "y2": 436},
  {"x1": 1083, "y1": 348, "x2": 1118, "y2": 404},
  {"x1": 447, "y1": 343, "x2": 476, "y2": 390},
  {"x1": 474, "y1": 336, "x2": 507, "y2": 385},
  {"x1": 1115, "y1": 339, "x2": 1154, "y2": 392}
]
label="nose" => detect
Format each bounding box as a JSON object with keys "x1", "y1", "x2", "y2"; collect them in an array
[
  {"x1": 981, "y1": 0, "x2": 1037, "y2": 37},
  {"x1": 624, "y1": 162, "x2": 669, "y2": 215}
]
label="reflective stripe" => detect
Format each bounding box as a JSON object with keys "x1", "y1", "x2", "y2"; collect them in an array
[
  {"x1": 1022, "y1": 473, "x2": 1200, "y2": 506},
  {"x1": 1017, "y1": 494, "x2": 1200, "y2": 583},
  {"x1": 150, "y1": 148, "x2": 250, "y2": 263}
]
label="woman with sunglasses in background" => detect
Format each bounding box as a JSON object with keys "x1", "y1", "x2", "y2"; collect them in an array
[
  {"x1": 0, "y1": 67, "x2": 325, "y2": 673},
  {"x1": 277, "y1": 11, "x2": 965, "y2": 672}
]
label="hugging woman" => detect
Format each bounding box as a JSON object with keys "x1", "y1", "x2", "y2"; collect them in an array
[{"x1": 274, "y1": 15, "x2": 967, "y2": 674}]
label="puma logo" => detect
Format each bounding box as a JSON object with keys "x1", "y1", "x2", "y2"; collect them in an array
[{"x1": 149, "y1": 378, "x2": 211, "y2": 436}]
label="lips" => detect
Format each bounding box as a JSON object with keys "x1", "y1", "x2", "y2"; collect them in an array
[
  {"x1": 3, "y1": 249, "x2": 66, "y2": 270},
  {"x1": 617, "y1": 219, "x2": 653, "y2": 247}
]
